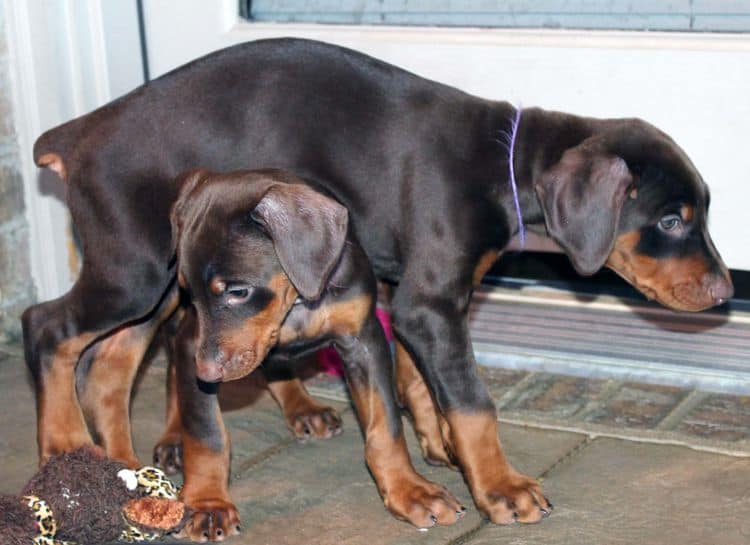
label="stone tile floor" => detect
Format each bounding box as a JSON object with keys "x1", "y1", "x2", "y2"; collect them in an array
[{"x1": 2, "y1": 342, "x2": 749, "y2": 544}]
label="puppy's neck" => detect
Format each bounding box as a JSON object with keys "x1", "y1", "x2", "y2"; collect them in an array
[{"x1": 510, "y1": 106, "x2": 599, "y2": 228}]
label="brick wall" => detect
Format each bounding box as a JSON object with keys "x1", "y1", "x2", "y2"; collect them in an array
[{"x1": 0, "y1": 4, "x2": 35, "y2": 342}]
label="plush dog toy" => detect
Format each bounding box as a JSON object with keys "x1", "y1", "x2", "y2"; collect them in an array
[{"x1": 0, "y1": 446, "x2": 187, "y2": 545}]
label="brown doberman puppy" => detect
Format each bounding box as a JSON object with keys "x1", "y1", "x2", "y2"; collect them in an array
[
  {"x1": 73, "y1": 297, "x2": 343, "y2": 473},
  {"x1": 149, "y1": 314, "x2": 343, "y2": 476},
  {"x1": 27, "y1": 38, "x2": 732, "y2": 535},
  {"x1": 167, "y1": 168, "x2": 464, "y2": 540}
]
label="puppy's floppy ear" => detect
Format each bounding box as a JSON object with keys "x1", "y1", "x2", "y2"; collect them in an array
[
  {"x1": 170, "y1": 169, "x2": 210, "y2": 259},
  {"x1": 535, "y1": 146, "x2": 633, "y2": 275},
  {"x1": 251, "y1": 184, "x2": 349, "y2": 300}
]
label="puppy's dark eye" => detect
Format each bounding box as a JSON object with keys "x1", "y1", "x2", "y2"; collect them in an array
[
  {"x1": 225, "y1": 284, "x2": 253, "y2": 305},
  {"x1": 658, "y1": 214, "x2": 682, "y2": 232}
]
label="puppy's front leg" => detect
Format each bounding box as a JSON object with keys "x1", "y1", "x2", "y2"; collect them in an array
[
  {"x1": 334, "y1": 313, "x2": 465, "y2": 529},
  {"x1": 173, "y1": 309, "x2": 241, "y2": 542},
  {"x1": 392, "y1": 287, "x2": 552, "y2": 524}
]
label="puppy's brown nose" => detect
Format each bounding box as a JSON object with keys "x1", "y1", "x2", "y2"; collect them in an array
[
  {"x1": 196, "y1": 358, "x2": 223, "y2": 383},
  {"x1": 703, "y1": 272, "x2": 734, "y2": 306}
]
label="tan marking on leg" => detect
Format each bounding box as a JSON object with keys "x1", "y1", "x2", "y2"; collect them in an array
[
  {"x1": 81, "y1": 291, "x2": 179, "y2": 467},
  {"x1": 349, "y1": 383, "x2": 462, "y2": 528},
  {"x1": 395, "y1": 340, "x2": 456, "y2": 468},
  {"x1": 179, "y1": 416, "x2": 240, "y2": 541},
  {"x1": 180, "y1": 430, "x2": 231, "y2": 504},
  {"x1": 38, "y1": 332, "x2": 98, "y2": 463},
  {"x1": 445, "y1": 411, "x2": 551, "y2": 524},
  {"x1": 267, "y1": 378, "x2": 342, "y2": 440},
  {"x1": 80, "y1": 329, "x2": 143, "y2": 467},
  {"x1": 154, "y1": 307, "x2": 188, "y2": 474},
  {"x1": 473, "y1": 250, "x2": 500, "y2": 286},
  {"x1": 162, "y1": 355, "x2": 183, "y2": 443}
]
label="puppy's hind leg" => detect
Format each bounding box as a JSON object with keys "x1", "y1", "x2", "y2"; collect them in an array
[
  {"x1": 23, "y1": 260, "x2": 174, "y2": 465},
  {"x1": 153, "y1": 309, "x2": 188, "y2": 475},
  {"x1": 80, "y1": 287, "x2": 179, "y2": 468},
  {"x1": 395, "y1": 340, "x2": 458, "y2": 469},
  {"x1": 263, "y1": 357, "x2": 343, "y2": 441}
]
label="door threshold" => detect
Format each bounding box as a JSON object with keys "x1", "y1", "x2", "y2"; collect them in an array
[{"x1": 470, "y1": 286, "x2": 750, "y2": 395}]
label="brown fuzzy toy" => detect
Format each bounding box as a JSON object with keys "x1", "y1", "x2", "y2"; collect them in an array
[{"x1": 0, "y1": 446, "x2": 188, "y2": 544}]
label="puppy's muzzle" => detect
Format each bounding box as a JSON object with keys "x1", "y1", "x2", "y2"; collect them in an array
[
  {"x1": 701, "y1": 272, "x2": 734, "y2": 306},
  {"x1": 196, "y1": 344, "x2": 269, "y2": 383}
]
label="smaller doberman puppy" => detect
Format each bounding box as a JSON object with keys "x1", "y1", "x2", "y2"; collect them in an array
[
  {"x1": 72, "y1": 282, "x2": 343, "y2": 472},
  {"x1": 168, "y1": 168, "x2": 465, "y2": 540},
  {"x1": 155, "y1": 317, "x2": 344, "y2": 475}
]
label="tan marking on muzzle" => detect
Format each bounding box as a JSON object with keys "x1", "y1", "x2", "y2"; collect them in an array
[
  {"x1": 606, "y1": 230, "x2": 719, "y2": 311},
  {"x1": 212, "y1": 273, "x2": 298, "y2": 381}
]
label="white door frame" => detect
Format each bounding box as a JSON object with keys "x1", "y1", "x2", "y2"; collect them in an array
[{"x1": 5, "y1": 0, "x2": 143, "y2": 301}]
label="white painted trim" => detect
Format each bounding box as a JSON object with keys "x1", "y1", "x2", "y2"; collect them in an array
[
  {"x1": 5, "y1": 0, "x2": 132, "y2": 302},
  {"x1": 231, "y1": 23, "x2": 750, "y2": 51},
  {"x1": 142, "y1": 14, "x2": 750, "y2": 78},
  {"x1": 220, "y1": 0, "x2": 240, "y2": 32},
  {"x1": 4, "y1": 0, "x2": 65, "y2": 301},
  {"x1": 56, "y1": 0, "x2": 113, "y2": 135}
]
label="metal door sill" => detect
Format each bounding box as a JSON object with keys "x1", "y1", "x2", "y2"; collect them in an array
[{"x1": 470, "y1": 286, "x2": 750, "y2": 395}]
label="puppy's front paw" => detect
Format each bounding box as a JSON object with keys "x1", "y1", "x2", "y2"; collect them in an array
[
  {"x1": 153, "y1": 434, "x2": 183, "y2": 475},
  {"x1": 476, "y1": 471, "x2": 552, "y2": 524},
  {"x1": 384, "y1": 474, "x2": 466, "y2": 529},
  {"x1": 286, "y1": 404, "x2": 343, "y2": 441},
  {"x1": 176, "y1": 499, "x2": 241, "y2": 543}
]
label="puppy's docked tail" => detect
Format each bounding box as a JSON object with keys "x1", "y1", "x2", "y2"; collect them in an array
[{"x1": 33, "y1": 117, "x2": 86, "y2": 182}]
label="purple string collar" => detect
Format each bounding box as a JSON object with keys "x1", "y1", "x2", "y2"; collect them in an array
[{"x1": 507, "y1": 105, "x2": 525, "y2": 248}]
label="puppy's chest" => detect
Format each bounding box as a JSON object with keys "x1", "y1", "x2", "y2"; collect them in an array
[{"x1": 277, "y1": 294, "x2": 371, "y2": 348}]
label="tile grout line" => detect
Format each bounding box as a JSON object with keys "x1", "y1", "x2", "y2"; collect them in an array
[
  {"x1": 232, "y1": 438, "x2": 297, "y2": 478},
  {"x1": 448, "y1": 434, "x2": 594, "y2": 545},
  {"x1": 309, "y1": 383, "x2": 750, "y2": 457},
  {"x1": 655, "y1": 389, "x2": 710, "y2": 431},
  {"x1": 496, "y1": 415, "x2": 750, "y2": 457},
  {"x1": 572, "y1": 379, "x2": 623, "y2": 422},
  {"x1": 0, "y1": 344, "x2": 23, "y2": 357},
  {"x1": 232, "y1": 406, "x2": 353, "y2": 478},
  {"x1": 444, "y1": 519, "x2": 488, "y2": 545},
  {"x1": 536, "y1": 434, "x2": 593, "y2": 481},
  {"x1": 494, "y1": 372, "x2": 538, "y2": 410}
]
